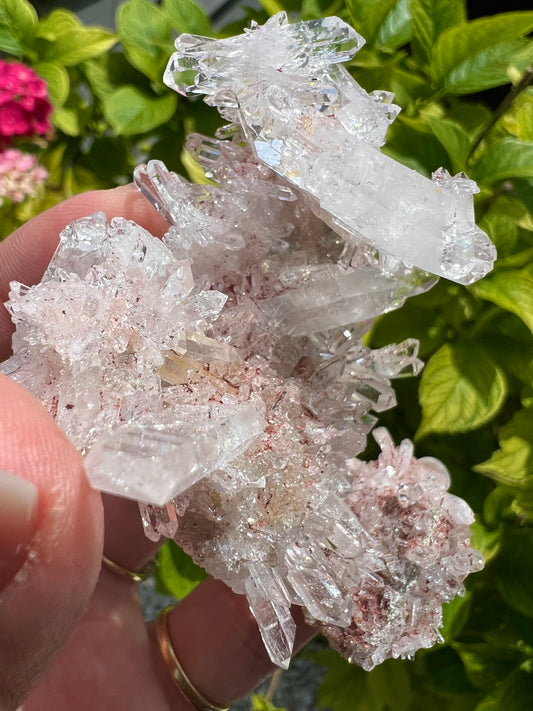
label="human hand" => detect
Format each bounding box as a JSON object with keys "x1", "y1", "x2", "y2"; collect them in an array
[{"x1": 0, "y1": 187, "x2": 314, "y2": 711}]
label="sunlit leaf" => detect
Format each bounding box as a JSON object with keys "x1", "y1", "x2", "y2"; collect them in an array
[
  {"x1": 440, "y1": 590, "x2": 473, "y2": 642},
  {"x1": 428, "y1": 117, "x2": 471, "y2": 172},
  {"x1": 0, "y1": 0, "x2": 37, "y2": 55},
  {"x1": 37, "y1": 26, "x2": 117, "y2": 66},
  {"x1": 163, "y1": 0, "x2": 212, "y2": 35},
  {"x1": 410, "y1": 0, "x2": 465, "y2": 63},
  {"x1": 117, "y1": 0, "x2": 174, "y2": 83},
  {"x1": 469, "y1": 521, "x2": 501, "y2": 563},
  {"x1": 250, "y1": 695, "x2": 287, "y2": 711},
  {"x1": 34, "y1": 62, "x2": 70, "y2": 107},
  {"x1": 430, "y1": 13, "x2": 533, "y2": 95},
  {"x1": 470, "y1": 138, "x2": 533, "y2": 185},
  {"x1": 36, "y1": 8, "x2": 80, "y2": 40},
  {"x1": 472, "y1": 266, "x2": 533, "y2": 335},
  {"x1": 417, "y1": 341, "x2": 507, "y2": 438},
  {"x1": 103, "y1": 86, "x2": 177, "y2": 135},
  {"x1": 155, "y1": 541, "x2": 207, "y2": 599},
  {"x1": 473, "y1": 408, "x2": 533, "y2": 485},
  {"x1": 500, "y1": 90, "x2": 533, "y2": 142},
  {"x1": 356, "y1": 0, "x2": 412, "y2": 49}
]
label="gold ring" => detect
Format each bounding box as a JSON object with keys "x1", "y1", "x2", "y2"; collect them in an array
[
  {"x1": 102, "y1": 554, "x2": 156, "y2": 583},
  {"x1": 155, "y1": 606, "x2": 229, "y2": 711}
]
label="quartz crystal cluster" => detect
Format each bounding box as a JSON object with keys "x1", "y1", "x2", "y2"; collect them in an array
[{"x1": 2, "y1": 13, "x2": 489, "y2": 671}]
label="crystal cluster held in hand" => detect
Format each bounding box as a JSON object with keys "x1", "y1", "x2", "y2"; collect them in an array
[{"x1": 2, "y1": 13, "x2": 491, "y2": 671}]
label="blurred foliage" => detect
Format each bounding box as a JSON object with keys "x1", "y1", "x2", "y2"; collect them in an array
[{"x1": 2, "y1": 0, "x2": 533, "y2": 708}]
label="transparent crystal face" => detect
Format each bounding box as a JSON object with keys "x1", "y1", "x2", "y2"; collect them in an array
[
  {"x1": 1, "y1": 13, "x2": 490, "y2": 672},
  {"x1": 165, "y1": 11, "x2": 495, "y2": 284}
]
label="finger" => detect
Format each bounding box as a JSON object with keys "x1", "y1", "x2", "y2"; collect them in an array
[
  {"x1": 23, "y1": 570, "x2": 171, "y2": 711},
  {"x1": 151, "y1": 578, "x2": 316, "y2": 709},
  {"x1": 0, "y1": 375, "x2": 103, "y2": 709},
  {"x1": 0, "y1": 184, "x2": 168, "y2": 359}
]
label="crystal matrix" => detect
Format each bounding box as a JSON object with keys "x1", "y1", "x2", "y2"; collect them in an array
[{"x1": 1, "y1": 13, "x2": 490, "y2": 672}]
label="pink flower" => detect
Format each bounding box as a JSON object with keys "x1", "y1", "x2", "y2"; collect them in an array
[
  {"x1": 0, "y1": 148, "x2": 48, "y2": 205},
  {"x1": 0, "y1": 102, "x2": 32, "y2": 137},
  {"x1": 0, "y1": 61, "x2": 52, "y2": 142}
]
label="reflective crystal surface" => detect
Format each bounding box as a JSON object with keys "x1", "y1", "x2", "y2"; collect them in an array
[
  {"x1": 1, "y1": 13, "x2": 490, "y2": 671},
  {"x1": 165, "y1": 11, "x2": 495, "y2": 284}
]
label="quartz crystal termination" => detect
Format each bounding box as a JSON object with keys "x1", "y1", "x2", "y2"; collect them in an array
[
  {"x1": 2, "y1": 213, "x2": 265, "y2": 505},
  {"x1": 1, "y1": 13, "x2": 488, "y2": 673},
  {"x1": 164, "y1": 11, "x2": 496, "y2": 284}
]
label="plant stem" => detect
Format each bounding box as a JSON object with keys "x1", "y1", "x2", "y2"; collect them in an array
[
  {"x1": 265, "y1": 669, "x2": 283, "y2": 703},
  {"x1": 468, "y1": 66, "x2": 533, "y2": 162}
]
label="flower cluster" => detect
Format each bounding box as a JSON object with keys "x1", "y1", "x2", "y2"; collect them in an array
[
  {"x1": 0, "y1": 61, "x2": 51, "y2": 210},
  {"x1": 0, "y1": 148, "x2": 48, "y2": 206},
  {"x1": 0, "y1": 60, "x2": 52, "y2": 142}
]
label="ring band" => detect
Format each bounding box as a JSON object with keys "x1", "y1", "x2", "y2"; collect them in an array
[
  {"x1": 102, "y1": 554, "x2": 156, "y2": 583},
  {"x1": 155, "y1": 606, "x2": 229, "y2": 711}
]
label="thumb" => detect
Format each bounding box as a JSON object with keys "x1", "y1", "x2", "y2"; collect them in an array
[{"x1": 0, "y1": 375, "x2": 103, "y2": 710}]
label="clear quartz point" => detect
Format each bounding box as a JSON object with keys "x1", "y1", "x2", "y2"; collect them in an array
[
  {"x1": 245, "y1": 563, "x2": 296, "y2": 668},
  {"x1": 84, "y1": 402, "x2": 265, "y2": 505},
  {"x1": 165, "y1": 11, "x2": 495, "y2": 284}
]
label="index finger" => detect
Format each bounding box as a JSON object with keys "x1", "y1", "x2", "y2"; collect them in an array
[{"x1": 0, "y1": 184, "x2": 168, "y2": 359}]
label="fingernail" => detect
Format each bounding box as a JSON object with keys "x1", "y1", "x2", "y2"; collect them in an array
[{"x1": 0, "y1": 469, "x2": 39, "y2": 591}]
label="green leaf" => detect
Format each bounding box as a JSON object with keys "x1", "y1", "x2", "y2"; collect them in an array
[
  {"x1": 498, "y1": 669, "x2": 533, "y2": 711},
  {"x1": 475, "y1": 694, "x2": 500, "y2": 711},
  {"x1": 118, "y1": 0, "x2": 175, "y2": 83},
  {"x1": 417, "y1": 341, "x2": 507, "y2": 438},
  {"x1": 37, "y1": 27, "x2": 117, "y2": 66},
  {"x1": 250, "y1": 695, "x2": 287, "y2": 711},
  {"x1": 0, "y1": 0, "x2": 37, "y2": 55},
  {"x1": 428, "y1": 117, "x2": 471, "y2": 172},
  {"x1": 470, "y1": 138, "x2": 533, "y2": 185},
  {"x1": 496, "y1": 528, "x2": 533, "y2": 620},
  {"x1": 103, "y1": 86, "x2": 177, "y2": 135},
  {"x1": 33, "y1": 62, "x2": 70, "y2": 107},
  {"x1": 314, "y1": 650, "x2": 367, "y2": 711},
  {"x1": 52, "y1": 106, "x2": 80, "y2": 136},
  {"x1": 384, "y1": 114, "x2": 450, "y2": 175},
  {"x1": 314, "y1": 650, "x2": 412, "y2": 711},
  {"x1": 347, "y1": 0, "x2": 385, "y2": 28},
  {"x1": 473, "y1": 408, "x2": 533, "y2": 485},
  {"x1": 257, "y1": 0, "x2": 286, "y2": 16},
  {"x1": 155, "y1": 541, "x2": 206, "y2": 600},
  {"x1": 366, "y1": 659, "x2": 412, "y2": 711},
  {"x1": 63, "y1": 165, "x2": 105, "y2": 195},
  {"x1": 453, "y1": 642, "x2": 524, "y2": 689},
  {"x1": 390, "y1": 65, "x2": 432, "y2": 105},
  {"x1": 36, "y1": 8, "x2": 81, "y2": 40},
  {"x1": 162, "y1": 0, "x2": 212, "y2": 36},
  {"x1": 478, "y1": 196, "x2": 526, "y2": 258},
  {"x1": 501, "y1": 90, "x2": 533, "y2": 142},
  {"x1": 374, "y1": 0, "x2": 412, "y2": 50},
  {"x1": 430, "y1": 13, "x2": 533, "y2": 95},
  {"x1": 472, "y1": 266, "x2": 533, "y2": 335},
  {"x1": 84, "y1": 52, "x2": 152, "y2": 104},
  {"x1": 469, "y1": 520, "x2": 501, "y2": 563},
  {"x1": 410, "y1": 0, "x2": 465, "y2": 64},
  {"x1": 357, "y1": 0, "x2": 413, "y2": 49},
  {"x1": 440, "y1": 590, "x2": 472, "y2": 642},
  {"x1": 483, "y1": 487, "x2": 515, "y2": 528}
]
